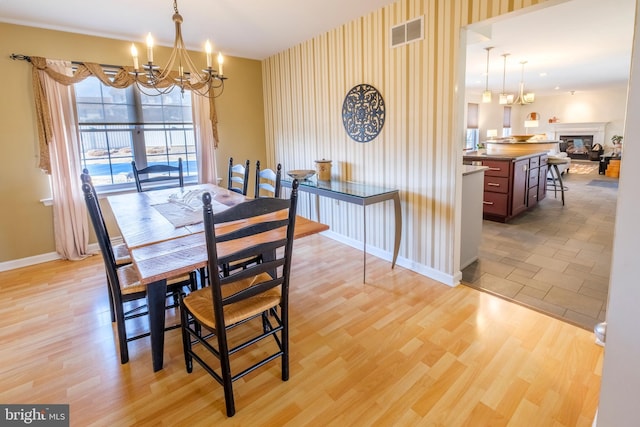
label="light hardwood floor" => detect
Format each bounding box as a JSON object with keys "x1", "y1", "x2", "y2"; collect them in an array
[{"x1": 0, "y1": 234, "x2": 603, "y2": 425}]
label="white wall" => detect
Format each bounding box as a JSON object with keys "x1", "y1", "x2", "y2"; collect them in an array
[
  {"x1": 595, "y1": 2, "x2": 640, "y2": 424},
  {"x1": 478, "y1": 86, "x2": 628, "y2": 149}
]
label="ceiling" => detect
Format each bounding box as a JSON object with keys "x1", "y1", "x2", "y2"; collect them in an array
[
  {"x1": 465, "y1": 0, "x2": 636, "y2": 97},
  {"x1": 0, "y1": 0, "x2": 396, "y2": 60},
  {"x1": 0, "y1": 0, "x2": 635, "y2": 96}
]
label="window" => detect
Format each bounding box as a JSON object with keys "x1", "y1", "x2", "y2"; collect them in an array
[
  {"x1": 466, "y1": 103, "x2": 479, "y2": 150},
  {"x1": 502, "y1": 106, "x2": 512, "y2": 137},
  {"x1": 75, "y1": 77, "x2": 198, "y2": 189}
]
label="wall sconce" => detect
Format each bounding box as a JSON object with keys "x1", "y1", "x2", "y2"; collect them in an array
[{"x1": 524, "y1": 112, "x2": 539, "y2": 132}]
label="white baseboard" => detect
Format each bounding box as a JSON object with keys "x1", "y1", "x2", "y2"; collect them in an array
[
  {"x1": 0, "y1": 242, "x2": 101, "y2": 272},
  {"x1": 320, "y1": 230, "x2": 460, "y2": 287},
  {"x1": 2, "y1": 234, "x2": 461, "y2": 287}
]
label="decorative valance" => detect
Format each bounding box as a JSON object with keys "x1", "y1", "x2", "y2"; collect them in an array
[{"x1": 27, "y1": 56, "x2": 219, "y2": 173}]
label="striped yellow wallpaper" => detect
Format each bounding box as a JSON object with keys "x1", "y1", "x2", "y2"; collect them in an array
[{"x1": 262, "y1": 0, "x2": 546, "y2": 285}]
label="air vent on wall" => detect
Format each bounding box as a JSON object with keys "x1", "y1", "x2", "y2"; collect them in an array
[{"x1": 391, "y1": 16, "x2": 424, "y2": 48}]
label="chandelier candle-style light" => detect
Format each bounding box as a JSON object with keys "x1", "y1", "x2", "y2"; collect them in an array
[
  {"x1": 482, "y1": 46, "x2": 494, "y2": 103},
  {"x1": 499, "y1": 53, "x2": 514, "y2": 105},
  {"x1": 130, "y1": 0, "x2": 226, "y2": 97},
  {"x1": 513, "y1": 61, "x2": 534, "y2": 105}
]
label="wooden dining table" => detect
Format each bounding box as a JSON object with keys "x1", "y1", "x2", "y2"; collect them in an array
[{"x1": 107, "y1": 183, "x2": 329, "y2": 371}]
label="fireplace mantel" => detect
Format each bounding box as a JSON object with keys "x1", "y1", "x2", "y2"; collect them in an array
[
  {"x1": 550, "y1": 122, "x2": 608, "y2": 132},
  {"x1": 550, "y1": 122, "x2": 608, "y2": 146}
]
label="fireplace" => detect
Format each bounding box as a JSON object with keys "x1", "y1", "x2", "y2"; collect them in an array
[
  {"x1": 559, "y1": 135, "x2": 594, "y2": 160},
  {"x1": 551, "y1": 122, "x2": 608, "y2": 161}
]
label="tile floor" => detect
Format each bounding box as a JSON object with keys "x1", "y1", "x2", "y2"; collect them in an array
[{"x1": 462, "y1": 161, "x2": 618, "y2": 331}]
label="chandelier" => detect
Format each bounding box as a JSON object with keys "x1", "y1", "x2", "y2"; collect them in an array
[
  {"x1": 499, "y1": 53, "x2": 514, "y2": 105},
  {"x1": 513, "y1": 61, "x2": 534, "y2": 105},
  {"x1": 482, "y1": 46, "x2": 493, "y2": 103},
  {"x1": 129, "y1": 0, "x2": 226, "y2": 97}
]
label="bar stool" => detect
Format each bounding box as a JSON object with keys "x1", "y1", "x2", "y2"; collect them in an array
[{"x1": 547, "y1": 156, "x2": 570, "y2": 205}]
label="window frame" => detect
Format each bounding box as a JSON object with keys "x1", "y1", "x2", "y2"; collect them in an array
[
  {"x1": 466, "y1": 102, "x2": 479, "y2": 150},
  {"x1": 502, "y1": 106, "x2": 512, "y2": 137},
  {"x1": 75, "y1": 77, "x2": 198, "y2": 192}
]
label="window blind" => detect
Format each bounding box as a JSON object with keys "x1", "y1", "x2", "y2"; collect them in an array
[
  {"x1": 467, "y1": 103, "x2": 479, "y2": 129},
  {"x1": 503, "y1": 106, "x2": 512, "y2": 128}
]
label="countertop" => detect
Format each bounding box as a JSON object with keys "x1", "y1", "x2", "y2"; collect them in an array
[
  {"x1": 484, "y1": 140, "x2": 559, "y2": 156},
  {"x1": 463, "y1": 151, "x2": 548, "y2": 162},
  {"x1": 486, "y1": 139, "x2": 560, "y2": 144},
  {"x1": 461, "y1": 164, "x2": 489, "y2": 176}
]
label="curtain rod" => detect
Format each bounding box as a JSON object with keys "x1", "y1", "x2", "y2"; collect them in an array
[{"x1": 10, "y1": 53, "x2": 125, "y2": 71}]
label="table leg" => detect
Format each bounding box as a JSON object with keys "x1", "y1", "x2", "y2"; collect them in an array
[
  {"x1": 391, "y1": 193, "x2": 401, "y2": 268},
  {"x1": 363, "y1": 205, "x2": 367, "y2": 283},
  {"x1": 554, "y1": 164, "x2": 565, "y2": 206},
  {"x1": 551, "y1": 167, "x2": 558, "y2": 199},
  {"x1": 147, "y1": 279, "x2": 167, "y2": 372}
]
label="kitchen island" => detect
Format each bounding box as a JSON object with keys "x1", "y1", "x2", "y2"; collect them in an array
[
  {"x1": 485, "y1": 139, "x2": 560, "y2": 156},
  {"x1": 461, "y1": 164, "x2": 489, "y2": 269},
  {"x1": 463, "y1": 151, "x2": 548, "y2": 222}
]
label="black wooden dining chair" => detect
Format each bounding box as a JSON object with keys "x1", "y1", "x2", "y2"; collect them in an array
[
  {"x1": 82, "y1": 182, "x2": 195, "y2": 364},
  {"x1": 224, "y1": 160, "x2": 281, "y2": 274},
  {"x1": 223, "y1": 160, "x2": 282, "y2": 276},
  {"x1": 81, "y1": 170, "x2": 131, "y2": 322},
  {"x1": 227, "y1": 157, "x2": 250, "y2": 196},
  {"x1": 214, "y1": 161, "x2": 283, "y2": 277},
  {"x1": 254, "y1": 161, "x2": 282, "y2": 198},
  {"x1": 131, "y1": 158, "x2": 184, "y2": 192},
  {"x1": 180, "y1": 180, "x2": 300, "y2": 417}
]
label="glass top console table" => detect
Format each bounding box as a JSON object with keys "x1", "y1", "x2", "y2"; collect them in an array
[{"x1": 282, "y1": 178, "x2": 402, "y2": 282}]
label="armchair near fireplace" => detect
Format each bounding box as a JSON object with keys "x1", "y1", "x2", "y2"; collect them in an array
[
  {"x1": 590, "y1": 143, "x2": 604, "y2": 161},
  {"x1": 559, "y1": 135, "x2": 599, "y2": 161}
]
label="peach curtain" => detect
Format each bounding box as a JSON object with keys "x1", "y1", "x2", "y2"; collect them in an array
[
  {"x1": 192, "y1": 93, "x2": 218, "y2": 184},
  {"x1": 36, "y1": 59, "x2": 89, "y2": 260}
]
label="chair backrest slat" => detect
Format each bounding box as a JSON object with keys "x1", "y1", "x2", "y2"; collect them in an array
[
  {"x1": 132, "y1": 158, "x2": 184, "y2": 192},
  {"x1": 217, "y1": 239, "x2": 287, "y2": 268},
  {"x1": 213, "y1": 197, "x2": 289, "y2": 223},
  {"x1": 216, "y1": 220, "x2": 289, "y2": 243}
]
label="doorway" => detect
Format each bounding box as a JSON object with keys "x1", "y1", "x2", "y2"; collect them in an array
[
  {"x1": 461, "y1": 163, "x2": 616, "y2": 330},
  {"x1": 459, "y1": 0, "x2": 633, "y2": 330}
]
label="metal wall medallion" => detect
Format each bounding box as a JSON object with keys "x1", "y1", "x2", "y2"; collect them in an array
[{"x1": 342, "y1": 84, "x2": 386, "y2": 143}]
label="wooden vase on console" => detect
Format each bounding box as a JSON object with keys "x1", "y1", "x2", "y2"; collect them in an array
[{"x1": 315, "y1": 159, "x2": 332, "y2": 181}]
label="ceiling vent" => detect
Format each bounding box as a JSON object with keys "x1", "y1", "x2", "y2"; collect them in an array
[{"x1": 391, "y1": 16, "x2": 424, "y2": 48}]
